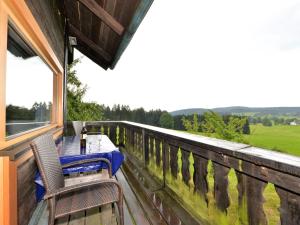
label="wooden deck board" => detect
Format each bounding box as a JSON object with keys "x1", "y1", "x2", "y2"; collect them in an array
[
  {"x1": 85, "y1": 208, "x2": 100, "y2": 225},
  {"x1": 56, "y1": 216, "x2": 69, "y2": 225},
  {"x1": 69, "y1": 211, "x2": 85, "y2": 225},
  {"x1": 100, "y1": 204, "x2": 113, "y2": 225},
  {"x1": 115, "y1": 170, "x2": 153, "y2": 225}
]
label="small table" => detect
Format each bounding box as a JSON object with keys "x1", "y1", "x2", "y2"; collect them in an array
[
  {"x1": 62, "y1": 135, "x2": 117, "y2": 155},
  {"x1": 35, "y1": 134, "x2": 124, "y2": 202}
]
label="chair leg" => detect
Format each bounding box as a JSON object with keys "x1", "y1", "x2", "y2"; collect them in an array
[
  {"x1": 117, "y1": 198, "x2": 124, "y2": 225},
  {"x1": 48, "y1": 198, "x2": 56, "y2": 225}
]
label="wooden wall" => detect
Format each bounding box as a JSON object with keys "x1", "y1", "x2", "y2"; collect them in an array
[
  {"x1": 17, "y1": 157, "x2": 37, "y2": 225},
  {"x1": 25, "y1": 0, "x2": 65, "y2": 66}
]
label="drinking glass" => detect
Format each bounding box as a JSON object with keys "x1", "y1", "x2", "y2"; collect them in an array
[
  {"x1": 88, "y1": 139, "x2": 92, "y2": 153},
  {"x1": 98, "y1": 133, "x2": 102, "y2": 151}
]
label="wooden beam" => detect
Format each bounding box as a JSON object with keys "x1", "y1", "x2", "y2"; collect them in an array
[
  {"x1": 77, "y1": 0, "x2": 124, "y2": 36},
  {"x1": 69, "y1": 23, "x2": 111, "y2": 62}
]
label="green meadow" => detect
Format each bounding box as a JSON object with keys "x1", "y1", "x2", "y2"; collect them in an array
[{"x1": 244, "y1": 124, "x2": 300, "y2": 156}]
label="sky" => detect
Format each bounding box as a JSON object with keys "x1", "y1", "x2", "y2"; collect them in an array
[{"x1": 74, "y1": 0, "x2": 300, "y2": 112}]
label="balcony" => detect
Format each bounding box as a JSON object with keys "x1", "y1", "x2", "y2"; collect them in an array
[{"x1": 29, "y1": 121, "x2": 300, "y2": 225}]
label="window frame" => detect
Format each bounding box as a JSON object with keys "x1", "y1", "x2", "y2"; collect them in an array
[{"x1": 0, "y1": 0, "x2": 64, "y2": 150}]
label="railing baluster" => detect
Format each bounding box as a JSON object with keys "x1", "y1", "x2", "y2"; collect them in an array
[
  {"x1": 149, "y1": 136, "x2": 154, "y2": 161},
  {"x1": 193, "y1": 155, "x2": 209, "y2": 203},
  {"x1": 119, "y1": 126, "x2": 124, "y2": 146},
  {"x1": 213, "y1": 162, "x2": 230, "y2": 213},
  {"x1": 275, "y1": 186, "x2": 300, "y2": 225},
  {"x1": 130, "y1": 129, "x2": 134, "y2": 152},
  {"x1": 169, "y1": 145, "x2": 179, "y2": 179},
  {"x1": 109, "y1": 125, "x2": 116, "y2": 145},
  {"x1": 247, "y1": 175, "x2": 267, "y2": 225},
  {"x1": 103, "y1": 125, "x2": 109, "y2": 136},
  {"x1": 155, "y1": 138, "x2": 161, "y2": 167},
  {"x1": 181, "y1": 149, "x2": 190, "y2": 186},
  {"x1": 144, "y1": 133, "x2": 149, "y2": 165},
  {"x1": 240, "y1": 161, "x2": 268, "y2": 225}
]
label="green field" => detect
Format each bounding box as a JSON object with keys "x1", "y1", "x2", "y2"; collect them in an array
[{"x1": 244, "y1": 124, "x2": 300, "y2": 156}]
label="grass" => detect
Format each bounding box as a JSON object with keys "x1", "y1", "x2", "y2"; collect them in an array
[
  {"x1": 244, "y1": 124, "x2": 300, "y2": 156},
  {"x1": 193, "y1": 124, "x2": 300, "y2": 157}
]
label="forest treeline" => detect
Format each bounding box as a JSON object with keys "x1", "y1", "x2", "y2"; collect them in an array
[{"x1": 6, "y1": 102, "x2": 52, "y2": 121}]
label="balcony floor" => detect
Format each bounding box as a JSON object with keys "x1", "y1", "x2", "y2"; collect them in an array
[
  {"x1": 30, "y1": 148, "x2": 201, "y2": 225},
  {"x1": 30, "y1": 170, "x2": 150, "y2": 225}
]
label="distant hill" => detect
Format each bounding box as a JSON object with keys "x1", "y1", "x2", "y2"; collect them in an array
[{"x1": 170, "y1": 106, "x2": 300, "y2": 117}]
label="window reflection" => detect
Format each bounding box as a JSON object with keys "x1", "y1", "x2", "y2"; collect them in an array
[{"x1": 6, "y1": 23, "x2": 53, "y2": 137}]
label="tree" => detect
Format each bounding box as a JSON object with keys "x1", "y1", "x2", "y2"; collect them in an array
[
  {"x1": 67, "y1": 58, "x2": 104, "y2": 121},
  {"x1": 182, "y1": 116, "x2": 193, "y2": 131},
  {"x1": 242, "y1": 117, "x2": 251, "y2": 134},
  {"x1": 173, "y1": 115, "x2": 185, "y2": 130},
  {"x1": 192, "y1": 113, "x2": 199, "y2": 132},
  {"x1": 159, "y1": 112, "x2": 174, "y2": 129},
  {"x1": 202, "y1": 111, "x2": 247, "y2": 142},
  {"x1": 262, "y1": 117, "x2": 272, "y2": 126}
]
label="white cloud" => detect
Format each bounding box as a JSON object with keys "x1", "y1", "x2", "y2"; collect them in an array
[{"x1": 74, "y1": 0, "x2": 300, "y2": 111}]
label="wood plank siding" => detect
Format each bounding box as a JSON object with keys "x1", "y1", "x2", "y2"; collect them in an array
[{"x1": 25, "y1": 0, "x2": 65, "y2": 66}]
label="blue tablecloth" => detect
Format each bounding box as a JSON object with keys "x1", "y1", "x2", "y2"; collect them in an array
[{"x1": 34, "y1": 150, "x2": 124, "y2": 202}]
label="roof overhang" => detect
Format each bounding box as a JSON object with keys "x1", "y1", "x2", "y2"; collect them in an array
[{"x1": 63, "y1": 0, "x2": 154, "y2": 70}]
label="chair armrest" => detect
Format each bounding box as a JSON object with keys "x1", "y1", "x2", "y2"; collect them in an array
[
  {"x1": 62, "y1": 158, "x2": 112, "y2": 177},
  {"x1": 44, "y1": 178, "x2": 122, "y2": 200}
]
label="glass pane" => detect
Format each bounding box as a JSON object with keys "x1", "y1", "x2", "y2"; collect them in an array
[{"x1": 6, "y1": 23, "x2": 53, "y2": 137}]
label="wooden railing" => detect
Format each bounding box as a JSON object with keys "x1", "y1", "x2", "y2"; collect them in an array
[{"x1": 67, "y1": 121, "x2": 300, "y2": 225}]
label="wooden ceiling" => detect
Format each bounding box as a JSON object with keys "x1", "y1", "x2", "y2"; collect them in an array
[{"x1": 64, "y1": 0, "x2": 153, "y2": 70}]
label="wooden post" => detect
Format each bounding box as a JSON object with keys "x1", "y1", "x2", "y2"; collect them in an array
[
  {"x1": 0, "y1": 157, "x2": 17, "y2": 225},
  {"x1": 0, "y1": 157, "x2": 4, "y2": 225},
  {"x1": 0, "y1": 3, "x2": 7, "y2": 143}
]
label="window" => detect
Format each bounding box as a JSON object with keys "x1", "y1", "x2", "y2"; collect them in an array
[{"x1": 5, "y1": 23, "x2": 53, "y2": 137}]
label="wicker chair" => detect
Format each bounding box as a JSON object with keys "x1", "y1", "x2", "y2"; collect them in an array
[{"x1": 30, "y1": 133, "x2": 124, "y2": 225}]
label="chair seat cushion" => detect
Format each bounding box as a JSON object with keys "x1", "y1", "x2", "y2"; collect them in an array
[{"x1": 55, "y1": 183, "x2": 118, "y2": 218}]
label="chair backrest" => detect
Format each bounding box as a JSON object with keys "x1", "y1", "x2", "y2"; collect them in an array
[
  {"x1": 30, "y1": 133, "x2": 65, "y2": 194},
  {"x1": 72, "y1": 121, "x2": 83, "y2": 136}
]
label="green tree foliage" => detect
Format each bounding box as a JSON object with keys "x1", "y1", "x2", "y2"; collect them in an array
[
  {"x1": 193, "y1": 113, "x2": 199, "y2": 132},
  {"x1": 173, "y1": 115, "x2": 185, "y2": 130},
  {"x1": 103, "y1": 104, "x2": 164, "y2": 126},
  {"x1": 262, "y1": 117, "x2": 272, "y2": 126},
  {"x1": 67, "y1": 58, "x2": 104, "y2": 121},
  {"x1": 243, "y1": 117, "x2": 250, "y2": 134},
  {"x1": 159, "y1": 112, "x2": 174, "y2": 129},
  {"x1": 182, "y1": 116, "x2": 193, "y2": 131},
  {"x1": 181, "y1": 113, "x2": 200, "y2": 132},
  {"x1": 202, "y1": 111, "x2": 248, "y2": 142},
  {"x1": 6, "y1": 102, "x2": 52, "y2": 121}
]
